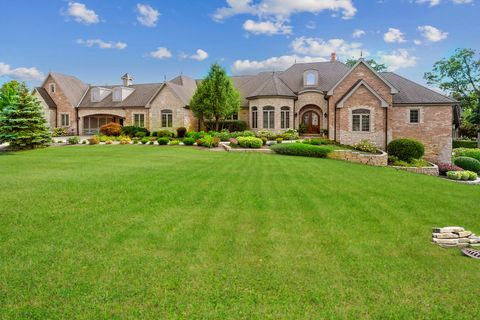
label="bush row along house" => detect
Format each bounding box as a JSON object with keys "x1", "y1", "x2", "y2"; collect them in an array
[{"x1": 33, "y1": 54, "x2": 459, "y2": 163}]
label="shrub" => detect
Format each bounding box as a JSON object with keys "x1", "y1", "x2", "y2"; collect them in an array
[
  {"x1": 105, "y1": 140, "x2": 113, "y2": 145},
  {"x1": 67, "y1": 136, "x2": 80, "y2": 145},
  {"x1": 205, "y1": 120, "x2": 247, "y2": 132},
  {"x1": 280, "y1": 129, "x2": 299, "y2": 141},
  {"x1": 157, "y1": 130, "x2": 174, "y2": 138},
  {"x1": 149, "y1": 141, "x2": 154, "y2": 145},
  {"x1": 119, "y1": 137, "x2": 131, "y2": 145},
  {"x1": 387, "y1": 138, "x2": 425, "y2": 162},
  {"x1": 183, "y1": 137, "x2": 195, "y2": 146},
  {"x1": 353, "y1": 140, "x2": 379, "y2": 154},
  {"x1": 454, "y1": 156, "x2": 480, "y2": 173},
  {"x1": 99, "y1": 122, "x2": 122, "y2": 136},
  {"x1": 256, "y1": 130, "x2": 276, "y2": 141},
  {"x1": 229, "y1": 138, "x2": 238, "y2": 146},
  {"x1": 176, "y1": 127, "x2": 187, "y2": 138},
  {"x1": 271, "y1": 143, "x2": 333, "y2": 158},
  {"x1": 52, "y1": 127, "x2": 68, "y2": 137},
  {"x1": 453, "y1": 140, "x2": 477, "y2": 149},
  {"x1": 135, "y1": 131, "x2": 146, "y2": 138},
  {"x1": 461, "y1": 171, "x2": 471, "y2": 181},
  {"x1": 88, "y1": 136, "x2": 99, "y2": 145},
  {"x1": 260, "y1": 137, "x2": 267, "y2": 145},
  {"x1": 276, "y1": 137, "x2": 283, "y2": 144},
  {"x1": 466, "y1": 170, "x2": 478, "y2": 180},
  {"x1": 141, "y1": 137, "x2": 149, "y2": 144},
  {"x1": 237, "y1": 137, "x2": 263, "y2": 149},
  {"x1": 437, "y1": 163, "x2": 463, "y2": 176},
  {"x1": 157, "y1": 137, "x2": 170, "y2": 145},
  {"x1": 453, "y1": 148, "x2": 480, "y2": 162},
  {"x1": 132, "y1": 138, "x2": 139, "y2": 144},
  {"x1": 213, "y1": 130, "x2": 231, "y2": 141},
  {"x1": 81, "y1": 140, "x2": 87, "y2": 144},
  {"x1": 121, "y1": 126, "x2": 149, "y2": 137},
  {"x1": 169, "y1": 140, "x2": 180, "y2": 146},
  {"x1": 447, "y1": 171, "x2": 462, "y2": 180}
]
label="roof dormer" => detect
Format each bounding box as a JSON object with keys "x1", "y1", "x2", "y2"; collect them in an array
[
  {"x1": 91, "y1": 87, "x2": 112, "y2": 102},
  {"x1": 304, "y1": 70, "x2": 318, "y2": 87},
  {"x1": 112, "y1": 86, "x2": 135, "y2": 102}
]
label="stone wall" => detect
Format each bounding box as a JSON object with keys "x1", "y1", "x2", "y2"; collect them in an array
[
  {"x1": 33, "y1": 90, "x2": 56, "y2": 128},
  {"x1": 42, "y1": 75, "x2": 77, "y2": 134},
  {"x1": 327, "y1": 150, "x2": 388, "y2": 166},
  {"x1": 390, "y1": 163, "x2": 439, "y2": 176},
  {"x1": 389, "y1": 105, "x2": 453, "y2": 164},
  {"x1": 248, "y1": 97, "x2": 295, "y2": 133}
]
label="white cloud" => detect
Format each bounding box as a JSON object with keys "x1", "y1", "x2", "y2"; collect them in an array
[
  {"x1": 379, "y1": 49, "x2": 418, "y2": 71},
  {"x1": 0, "y1": 62, "x2": 44, "y2": 81},
  {"x1": 181, "y1": 49, "x2": 209, "y2": 61},
  {"x1": 136, "y1": 3, "x2": 160, "y2": 27},
  {"x1": 231, "y1": 55, "x2": 327, "y2": 74},
  {"x1": 352, "y1": 29, "x2": 366, "y2": 38},
  {"x1": 76, "y1": 39, "x2": 127, "y2": 50},
  {"x1": 383, "y1": 28, "x2": 406, "y2": 43},
  {"x1": 243, "y1": 19, "x2": 292, "y2": 35},
  {"x1": 452, "y1": 0, "x2": 473, "y2": 3},
  {"x1": 64, "y1": 2, "x2": 99, "y2": 25},
  {"x1": 417, "y1": 25, "x2": 448, "y2": 42},
  {"x1": 149, "y1": 47, "x2": 172, "y2": 59},
  {"x1": 291, "y1": 37, "x2": 366, "y2": 59},
  {"x1": 414, "y1": 39, "x2": 423, "y2": 45},
  {"x1": 416, "y1": 0, "x2": 441, "y2": 6},
  {"x1": 213, "y1": 0, "x2": 357, "y2": 21}
]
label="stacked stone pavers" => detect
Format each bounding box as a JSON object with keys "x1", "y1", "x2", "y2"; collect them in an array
[{"x1": 432, "y1": 226, "x2": 480, "y2": 248}]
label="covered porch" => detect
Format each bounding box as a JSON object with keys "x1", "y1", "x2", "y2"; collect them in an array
[{"x1": 81, "y1": 114, "x2": 125, "y2": 135}]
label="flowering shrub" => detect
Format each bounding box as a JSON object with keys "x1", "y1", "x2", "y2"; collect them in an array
[
  {"x1": 105, "y1": 140, "x2": 113, "y2": 145},
  {"x1": 280, "y1": 129, "x2": 299, "y2": 140},
  {"x1": 88, "y1": 136, "x2": 99, "y2": 145},
  {"x1": 100, "y1": 122, "x2": 122, "y2": 136},
  {"x1": 229, "y1": 138, "x2": 238, "y2": 145},
  {"x1": 353, "y1": 140, "x2": 380, "y2": 154},
  {"x1": 52, "y1": 127, "x2": 68, "y2": 137},
  {"x1": 437, "y1": 163, "x2": 463, "y2": 176},
  {"x1": 237, "y1": 137, "x2": 263, "y2": 148},
  {"x1": 119, "y1": 137, "x2": 131, "y2": 145}
]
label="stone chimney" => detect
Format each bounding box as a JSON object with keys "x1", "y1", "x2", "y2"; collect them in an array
[
  {"x1": 330, "y1": 52, "x2": 337, "y2": 62},
  {"x1": 121, "y1": 73, "x2": 133, "y2": 87}
]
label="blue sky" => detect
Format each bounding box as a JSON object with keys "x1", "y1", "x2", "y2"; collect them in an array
[{"x1": 0, "y1": 0, "x2": 478, "y2": 88}]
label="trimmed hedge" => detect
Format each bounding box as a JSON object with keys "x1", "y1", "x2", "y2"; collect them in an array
[
  {"x1": 121, "y1": 126, "x2": 150, "y2": 137},
  {"x1": 237, "y1": 136, "x2": 263, "y2": 149},
  {"x1": 271, "y1": 143, "x2": 333, "y2": 158},
  {"x1": 157, "y1": 137, "x2": 170, "y2": 145},
  {"x1": 453, "y1": 140, "x2": 477, "y2": 149},
  {"x1": 454, "y1": 148, "x2": 480, "y2": 162},
  {"x1": 183, "y1": 137, "x2": 195, "y2": 146},
  {"x1": 387, "y1": 138, "x2": 424, "y2": 161},
  {"x1": 454, "y1": 156, "x2": 480, "y2": 173}
]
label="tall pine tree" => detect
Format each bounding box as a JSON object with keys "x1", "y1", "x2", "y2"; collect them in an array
[
  {"x1": 190, "y1": 64, "x2": 240, "y2": 131},
  {"x1": 0, "y1": 81, "x2": 51, "y2": 149}
]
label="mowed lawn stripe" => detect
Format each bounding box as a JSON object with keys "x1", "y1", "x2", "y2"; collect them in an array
[{"x1": 0, "y1": 146, "x2": 479, "y2": 319}]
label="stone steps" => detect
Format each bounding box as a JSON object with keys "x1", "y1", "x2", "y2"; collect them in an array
[{"x1": 432, "y1": 226, "x2": 480, "y2": 249}]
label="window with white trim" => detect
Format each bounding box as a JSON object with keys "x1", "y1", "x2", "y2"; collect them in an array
[
  {"x1": 60, "y1": 113, "x2": 69, "y2": 127},
  {"x1": 352, "y1": 109, "x2": 370, "y2": 132},
  {"x1": 263, "y1": 106, "x2": 275, "y2": 129},
  {"x1": 49, "y1": 83, "x2": 55, "y2": 93},
  {"x1": 304, "y1": 70, "x2": 318, "y2": 86},
  {"x1": 409, "y1": 109, "x2": 420, "y2": 123},
  {"x1": 281, "y1": 106, "x2": 290, "y2": 129},
  {"x1": 134, "y1": 114, "x2": 145, "y2": 127},
  {"x1": 161, "y1": 109, "x2": 173, "y2": 127},
  {"x1": 251, "y1": 107, "x2": 258, "y2": 129}
]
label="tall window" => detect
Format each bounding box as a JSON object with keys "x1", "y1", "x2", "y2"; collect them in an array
[
  {"x1": 409, "y1": 109, "x2": 419, "y2": 123},
  {"x1": 281, "y1": 106, "x2": 290, "y2": 129},
  {"x1": 161, "y1": 109, "x2": 173, "y2": 127},
  {"x1": 251, "y1": 107, "x2": 258, "y2": 129},
  {"x1": 134, "y1": 114, "x2": 145, "y2": 127},
  {"x1": 352, "y1": 109, "x2": 370, "y2": 132},
  {"x1": 61, "y1": 113, "x2": 69, "y2": 127},
  {"x1": 263, "y1": 106, "x2": 275, "y2": 129},
  {"x1": 304, "y1": 70, "x2": 318, "y2": 86},
  {"x1": 49, "y1": 83, "x2": 55, "y2": 93}
]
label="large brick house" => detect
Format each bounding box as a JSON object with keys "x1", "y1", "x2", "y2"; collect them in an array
[{"x1": 33, "y1": 56, "x2": 459, "y2": 163}]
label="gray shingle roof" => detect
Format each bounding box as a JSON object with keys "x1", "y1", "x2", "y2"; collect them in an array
[
  {"x1": 50, "y1": 73, "x2": 89, "y2": 107},
  {"x1": 77, "y1": 83, "x2": 163, "y2": 108},
  {"x1": 381, "y1": 72, "x2": 457, "y2": 104},
  {"x1": 167, "y1": 76, "x2": 197, "y2": 105},
  {"x1": 248, "y1": 72, "x2": 296, "y2": 98},
  {"x1": 34, "y1": 87, "x2": 57, "y2": 108}
]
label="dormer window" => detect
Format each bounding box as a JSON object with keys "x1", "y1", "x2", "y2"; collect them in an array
[
  {"x1": 49, "y1": 83, "x2": 55, "y2": 93},
  {"x1": 304, "y1": 70, "x2": 318, "y2": 86},
  {"x1": 91, "y1": 89, "x2": 100, "y2": 102},
  {"x1": 113, "y1": 88, "x2": 122, "y2": 102},
  {"x1": 91, "y1": 87, "x2": 112, "y2": 102}
]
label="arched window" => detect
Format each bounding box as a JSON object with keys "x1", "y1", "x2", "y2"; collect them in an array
[
  {"x1": 251, "y1": 106, "x2": 258, "y2": 129},
  {"x1": 263, "y1": 106, "x2": 275, "y2": 129},
  {"x1": 352, "y1": 109, "x2": 370, "y2": 132},
  {"x1": 161, "y1": 109, "x2": 173, "y2": 128},
  {"x1": 304, "y1": 70, "x2": 318, "y2": 86},
  {"x1": 281, "y1": 106, "x2": 290, "y2": 129}
]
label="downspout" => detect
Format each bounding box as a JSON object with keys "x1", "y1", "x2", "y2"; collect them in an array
[
  {"x1": 325, "y1": 95, "x2": 329, "y2": 138},
  {"x1": 333, "y1": 98, "x2": 337, "y2": 141},
  {"x1": 76, "y1": 108, "x2": 79, "y2": 135},
  {"x1": 385, "y1": 106, "x2": 388, "y2": 150}
]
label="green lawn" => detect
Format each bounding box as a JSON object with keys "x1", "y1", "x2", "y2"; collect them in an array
[{"x1": 0, "y1": 146, "x2": 479, "y2": 319}]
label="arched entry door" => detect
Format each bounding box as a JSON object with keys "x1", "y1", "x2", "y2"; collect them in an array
[{"x1": 302, "y1": 111, "x2": 321, "y2": 134}]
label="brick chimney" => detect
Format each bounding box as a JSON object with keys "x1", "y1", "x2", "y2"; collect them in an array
[{"x1": 330, "y1": 52, "x2": 337, "y2": 62}]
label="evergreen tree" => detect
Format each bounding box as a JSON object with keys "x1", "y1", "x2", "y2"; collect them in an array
[
  {"x1": 0, "y1": 81, "x2": 51, "y2": 149},
  {"x1": 190, "y1": 64, "x2": 241, "y2": 131}
]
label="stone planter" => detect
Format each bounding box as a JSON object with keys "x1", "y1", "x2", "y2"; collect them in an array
[
  {"x1": 390, "y1": 162, "x2": 439, "y2": 176},
  {"x1": 220, "y1": 142, "x2": 272, "y2": 153},
  {"x1": 327, "y1": 150, "x2": 388, "y2": 167}
]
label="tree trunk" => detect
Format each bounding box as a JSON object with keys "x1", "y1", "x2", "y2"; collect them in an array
[{"x1": 215, "y1": 116, "x2": 220, "y2": 131}]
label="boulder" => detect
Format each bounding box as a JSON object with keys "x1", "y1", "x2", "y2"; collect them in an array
[
  {"x1": 470, "y1": 243, "x2": 480, "y2": 248},
  {"x1": 458, "y1": 238, "x2": 471, "y2": 243},
  {"x1": 454, "y1": 231, "x2": 472, "y2": 238},
  {"x1": 432, "y1": 227, "x2": 465, "y2": 233},
  {"x1": 432, "y1": 233, "x2": 459, "y2": 239},
  {"x1": 432, "y1": 238, "x2": 459, "y2": 245}
]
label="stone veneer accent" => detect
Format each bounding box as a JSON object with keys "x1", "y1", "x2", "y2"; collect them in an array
[
  {"x1": 390, "y1": 163, "x2": 439, "y2": 176},
  {"x1": 248, "y1": 97, "x2": 295, "y2": 133},
  {"x1": 327, "y1": 150, "x2": 388, "y2": 166}
]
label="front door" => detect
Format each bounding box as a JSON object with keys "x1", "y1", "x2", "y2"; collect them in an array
[{"x1": 302, "y1": 111, "x2": 321, "y2": 134}]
